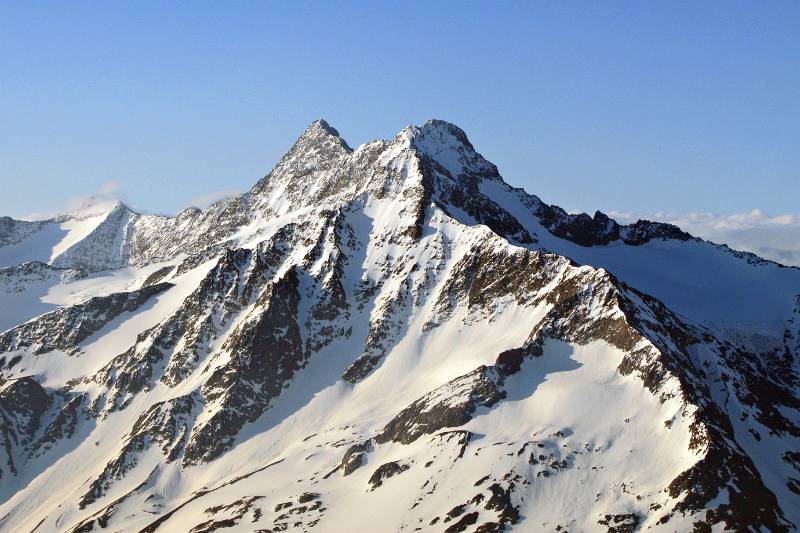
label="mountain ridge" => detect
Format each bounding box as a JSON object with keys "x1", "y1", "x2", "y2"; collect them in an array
[{"x1": 6, "y1": 118, "x2": 794, "y2": 275}]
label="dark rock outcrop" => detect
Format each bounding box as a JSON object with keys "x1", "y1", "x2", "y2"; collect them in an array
[{"x1": 0, "y1": 283, "x2": 172, "y2": 355}]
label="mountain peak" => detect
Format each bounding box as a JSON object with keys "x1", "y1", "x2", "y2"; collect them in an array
[
  {"x1": 395, "y1": 119, "x2": 473, "y2": 149},
  {"x1": 418, "y1": 119, "x2": 475, "y2": 151},
  {"x1": 55, "y1": 198, "x2": 132, "y2": 222},
  {"x1": 306, "y1": 118, "x2": 340, "y2": 137},
  {"x1": 396, "y1": 119, "x2": 499, "y2": 182},
  {"x1": 295, "y1": 118, "x2": 352, "y2": 152}
]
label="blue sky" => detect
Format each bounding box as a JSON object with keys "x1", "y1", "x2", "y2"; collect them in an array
[{"x1": 1, "y1": 2, "x2": 798, "y2": 220}]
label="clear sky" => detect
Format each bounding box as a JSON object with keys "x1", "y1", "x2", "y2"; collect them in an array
[{"x1": 1, "y1": 1, "x2": 798, "y2": 220}]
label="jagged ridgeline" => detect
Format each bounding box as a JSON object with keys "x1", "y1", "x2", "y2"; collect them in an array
[{"x1": 0, "y1": 120, "x2": 798, "y2": 532}]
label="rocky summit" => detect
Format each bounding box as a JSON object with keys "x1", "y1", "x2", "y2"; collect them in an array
[{"x1": 0, "y1": 119, "x2": 798, "y2": 532}]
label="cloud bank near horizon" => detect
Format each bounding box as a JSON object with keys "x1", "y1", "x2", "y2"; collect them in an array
[{"x1": 609, "y1": 208, "x2": 800, "y2": 267}]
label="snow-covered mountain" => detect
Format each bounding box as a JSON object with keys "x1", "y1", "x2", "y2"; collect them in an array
[{"x1": 1, "y1": 119, "x2": 798, "y2": 533}]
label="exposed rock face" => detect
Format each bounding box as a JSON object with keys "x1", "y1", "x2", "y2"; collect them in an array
[
  {"x1": 50, "y1": 203, "x2": 139, "y2": 272},
  {"x1": 0, "y1": 261, "x2": 85, "y2": 294},
  {"x1": 0, "y1": 217, "x2": 49, "y2": 247},
  {"x1": 0, "y1": 282, "x2": 172, "y2": 354},
  {"x1": 28, "y1": 393, "x2": 84, "y2": 459},
  {"x1": 375, "y1": 366, "x2": 505, "y2": 445},
  {"x1": 621, "y1": 219, "x2": 693, "y2": 245},
  {"x1": 368, "y1": 460, "x2": 410, "y2": 489},
  {"x1": 80, "y1": 392, "x2": 199, "y2": 508},
  {"x1": 184, "y1": 267, "x2": 304, "y2": 465},
  {"x1": 0, "y1": 119, "x2": 797, "y2": 533},
  {"x1": 0, "y1": 377, "x2": 51, "y2": 479},
  {"x1": 336, "y1": 442, "x2": 370, "y2": 477}
]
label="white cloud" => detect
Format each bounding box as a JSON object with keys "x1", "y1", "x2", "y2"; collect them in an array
[
  {"x1": 95, "y1": 180, "x2": 121, "y2": 198},
  {"x1": 21, "y1": 180, "x2": 126, "y2": 221},
  {"x1": 183, "y1": 189, "x2": 242, "y2": 210},
  {"x1": 609, "y1": 208, "x2": 800, "y2": 267}
]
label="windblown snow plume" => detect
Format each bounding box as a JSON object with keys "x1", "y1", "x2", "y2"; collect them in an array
[{"x1": 0, "y1": 120, "x2": 798, "y2": 532}]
